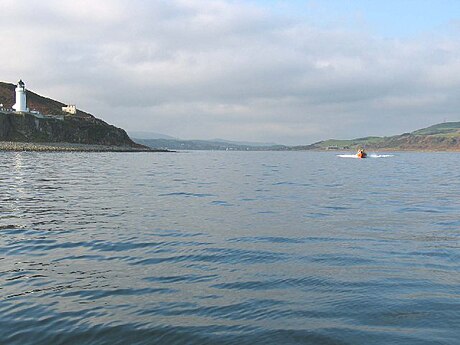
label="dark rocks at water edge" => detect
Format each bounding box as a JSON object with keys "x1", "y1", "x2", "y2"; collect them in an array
[{"x1": 0, "y1": 141, "x2": 169, "y2": 152}]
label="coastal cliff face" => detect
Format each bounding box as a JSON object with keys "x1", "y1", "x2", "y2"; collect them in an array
[
  {"x1": 0, "y1": 112, "x2": 140, "y2": 147},
  {"x1": 0, "y1": 81, "x2": 145, "y2": 148}
]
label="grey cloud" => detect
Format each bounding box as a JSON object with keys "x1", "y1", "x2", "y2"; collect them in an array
[{"x1": 0, "y1": 0, "x2": 459, "y2": 144}]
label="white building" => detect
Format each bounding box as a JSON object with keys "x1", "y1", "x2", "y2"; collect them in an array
[
  {"x1": 62, "y1": 104, "x2": 77, "y2": 115},
  {"x1": 12, "y1": 79, "x2": 29, "y2": 113}
]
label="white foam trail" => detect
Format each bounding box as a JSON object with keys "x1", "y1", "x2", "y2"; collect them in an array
[
  {"x1": 337, "y1": 153, "x2": 394, "y2": 159},
  {"x1": 337, "y1": 154, "x2": 359, "y2": 158},
  {"x1": 369, "y1": 154, "x2": 394, "y2": 158}
]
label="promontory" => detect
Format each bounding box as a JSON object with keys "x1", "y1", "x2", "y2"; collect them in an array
[{"x1": 0, "y1": 80, "x2": 161, "y2": 152}]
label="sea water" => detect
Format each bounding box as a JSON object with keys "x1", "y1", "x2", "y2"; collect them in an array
[{"x1": 0, "y1": 151, "x2": 459, "y2": 345}]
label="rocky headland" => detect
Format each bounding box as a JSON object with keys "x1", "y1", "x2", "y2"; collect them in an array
[{"x1": 0, "y1": 81, "x2": 158, "y2": 152}]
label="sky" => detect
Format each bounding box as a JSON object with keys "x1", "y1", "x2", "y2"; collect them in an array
[{"x1": 1, "y1": 0, "x2": 460, "y2": 145}]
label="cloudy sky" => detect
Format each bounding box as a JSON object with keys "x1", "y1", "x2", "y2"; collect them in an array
[{"x1": 1, "y1": 0, "x2": 460, "y2": 144}]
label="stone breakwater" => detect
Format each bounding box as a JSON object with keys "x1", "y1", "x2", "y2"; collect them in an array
[{"x1": 0, "y1": 141, "x2": 169, "y2": 152}]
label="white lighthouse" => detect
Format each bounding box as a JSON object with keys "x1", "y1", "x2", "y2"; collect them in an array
[{"x1": 13, "y1": 79, "x2": 29, "y2": 113}]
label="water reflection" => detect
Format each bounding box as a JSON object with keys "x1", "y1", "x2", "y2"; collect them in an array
[{"x1": 0, "y1": 151, "x2": 459, "y2": 345}]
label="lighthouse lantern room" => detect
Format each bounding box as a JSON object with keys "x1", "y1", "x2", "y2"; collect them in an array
[{"x1": 13, "y1": 79, "x2": 29, "y2": 113}]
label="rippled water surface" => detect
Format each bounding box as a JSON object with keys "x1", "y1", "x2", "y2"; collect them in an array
[{"x1": 0, "y1": 151, "x2": 459, "y2": 344}]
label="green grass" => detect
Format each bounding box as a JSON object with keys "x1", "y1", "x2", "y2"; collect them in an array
[
  {"x1": 316, "y1": 136, "x2": 385, "y2": 148},
  {"x1": 412, "y1": 122, "x2": 460, "y2": 135}
]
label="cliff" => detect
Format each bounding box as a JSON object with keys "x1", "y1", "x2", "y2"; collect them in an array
[
  {"x1": 0, "y1": 82, "x2": 145, "y2": 148},
  {"x1": 0, "y1": 112, "x2": 142, "y2": 147}
]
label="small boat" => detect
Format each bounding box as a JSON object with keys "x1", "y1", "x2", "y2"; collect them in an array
[{"x1": 356, "y1": 149, "x2": 367, "y2": 158}]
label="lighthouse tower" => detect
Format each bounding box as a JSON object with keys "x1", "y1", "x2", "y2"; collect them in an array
[{"x1": 13, "y1": 79, "x2": 29, "y2": 113}]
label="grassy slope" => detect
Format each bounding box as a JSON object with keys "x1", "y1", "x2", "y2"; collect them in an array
[
  {"x1": 296, "y1": 122, "x2": 460, "y2": 151},
  {"x1": 411, "y1": 122, "x2": 460, "y2": 135},
  {"x1": 0, "y1": 82, "x2": 93, "y2": 118}
]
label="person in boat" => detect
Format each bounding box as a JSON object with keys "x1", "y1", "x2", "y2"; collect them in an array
[{"x1": 357, "y1": 149, "x2": 367, "y2": 158}]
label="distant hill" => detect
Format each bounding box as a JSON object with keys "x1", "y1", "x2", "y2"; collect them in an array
[
  {"x1": 131, "y1": 135, "x2": 281, "y2": 149},
  {"x1": 0, "y1": 81, "x2": 144, "y2": 148},
  {"x1": 411, "y1": 122, "x2": 460, "y2": 135},
  {"x1": 293, "y1": 122, "x2": 460, "y2": 151},
  {"x1": 134, "y1": 138, "x2": 287, "y2": 151},
  {"x1": 210, "y1": 138, "x2": 279, "y2": 147},
  {"x1": 128, "y1": 131, "x2": 177, "y2": 140},
  {"x1": 136, "y1": 122, "x2": 460, "y2": 152}
]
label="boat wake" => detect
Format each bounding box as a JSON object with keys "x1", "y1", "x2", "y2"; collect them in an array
[
  {"x1": 337, "y1": 154, "x2": 394, "y2": 159},
  {"x1": 369, "y1": 154, "x2": 394, "y2": 158},
  {"x1": 337, "y1": 154, "x2": 360, "y2": 158}
]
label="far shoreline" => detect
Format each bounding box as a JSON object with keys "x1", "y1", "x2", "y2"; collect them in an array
[{"x1": 3, "y1": 141, "x2": 459, "y2": 153}]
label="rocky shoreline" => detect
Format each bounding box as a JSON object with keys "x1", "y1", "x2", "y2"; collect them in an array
[{"x1": 0, "y1": 141, "x2": 170, "y2": 152}]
